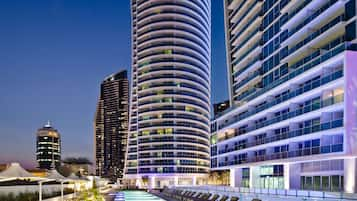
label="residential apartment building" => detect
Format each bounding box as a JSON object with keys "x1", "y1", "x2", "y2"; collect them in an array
[
  {"x1": 95, "y1": 70, "x2": 129, "y2": 182},
  {"x1": 124, "y1": 0, "x2": 211, "y2": 188},
  {"x1": 211, "y1": 0, "x2": 357, "y2": 193}
]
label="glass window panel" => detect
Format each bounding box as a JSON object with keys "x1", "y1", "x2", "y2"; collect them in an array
[
  {"x1": 306, "y1": 177, "x2": 313, "y2": 189},
  {"x1": 301, "y1": 176, "x2": 305, "y2": 189},
  {"x1": 314, "y1": 176, "x2": 321, "y2": 190},
  {"x1": 322, "y1": 176, "x2": 329, "y2": 191},
  {"x1": 331, "y1": 175, "x2": 340, "y2": 192}
]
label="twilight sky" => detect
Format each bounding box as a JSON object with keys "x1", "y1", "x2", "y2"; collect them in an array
[{"x1": 0, "y1": 0, "x2": 228, "y2": 168}]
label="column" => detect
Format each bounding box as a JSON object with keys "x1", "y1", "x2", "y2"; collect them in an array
[
  {"x1": 344, "y1": 158, "x2": 357, "y2": 193},
  {"x1": 288, "y1": 163, "x2": 301, "y2": 190},
  {"x1": 250, "y1": 166, "x2": 260, "y2": 188},
  {"x1": 150, "y1": 176, "x2": 156, "y2": 189},
  {"x1": 192, "y1": 176, "x2": 197, "y2": 186},
  {"x1": 230, "y1": 168, "x2": 242, "y2": 187},
  {"x1": 284, "y1": 164, "x2": 290, "y2": 190},
  {"x1": 174, "y1": 176, "x2": 179, "y2": 186}
]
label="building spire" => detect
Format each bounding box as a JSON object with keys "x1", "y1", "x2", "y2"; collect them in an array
[{"x1": 45, "y1": 120, "x2": 51, "y2": 128}]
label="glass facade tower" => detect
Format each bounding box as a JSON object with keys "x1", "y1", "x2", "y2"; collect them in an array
[
  {"x1": 125, "y1": 0, "x2": 211, "y2": 188},
  {"x1": 95, "y1": 70, "x2": 129, "y2": 182},
  {"x1": 212, "y1": 0, "x2": 357, "y2": 193}
]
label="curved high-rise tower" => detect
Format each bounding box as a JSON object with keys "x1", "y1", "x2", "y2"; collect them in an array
[{"x1": 125, "y1": 0, "x2": 211, "y2": 188}]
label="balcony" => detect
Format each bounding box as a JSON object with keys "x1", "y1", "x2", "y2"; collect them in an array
[
  {"x1": 283, "y1": 14, "x2": 346, "y2": 63},
  {"x1": 232, "y1": 26, "x2": 262, "y2": 58},
  {"x1": 221, "y1": 91, "x2": 343, "y2": 140},
  {"x1": 232, "y1": 57, "x2": 261, "y2": 80},
  {"x1": 249, "y1": 144, "x2": 343, "y2": 163},
  {"x1": 218, "y1": 119, "x2": 343, "y2": 155},
  {"x1": 231, "y1": 0, "x2": 262, "y2": 35},
  {"x1": 230, "y1": 0, "x2": 256, "y2": 24},
  {"x1": 241, "y1": 42, "x2": 348, "y2": 102},
  {"x1": 282, "y1": 0, "x2": 342, "y2": 47},
  {"x1": 219, "y1": 69, "x2": 343, "y2": 130},
  {"x1": 282, "y1": 0, "x2": 327, "y2": 30},
  {"x1": 231, "y1": 43, "x2": 261, "y2": 72},
  {"x1": 219, "y1": 143, "x2": 343, "y2": 167},
  {"x1": 233, "y1": 71, "x2": 261, "y2": 92},
  {"x1": 240, "y1": 93, "x2": 343, "y2": 135}
]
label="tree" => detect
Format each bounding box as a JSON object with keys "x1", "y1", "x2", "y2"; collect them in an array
[{"x1": 62, "y1": 157, "x2": 93, "y2": 165}]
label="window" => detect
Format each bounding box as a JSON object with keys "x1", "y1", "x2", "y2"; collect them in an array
[
  {"x1": 305, "y1": 177, "x2": 313, "y2": 189},
  {"x1": 314, "y1": 176, "x2": 321, "y2": 190},
  {"x1": 164, "y1": 49, "x2": 172, "y2": 54},
  {"x1": 157, "y1": 129, "x2": 164, "y2": 135},
  {"x1": 331, "y1": 175, "x2": 340, "y2": 191},
  {"x1": 165, "y1": 128, "x2": 173, "y2": 134},
  {"x1": 322, "y1": 176, "x2": 329, "y2": 191}
]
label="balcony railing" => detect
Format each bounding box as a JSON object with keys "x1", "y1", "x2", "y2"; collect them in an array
[
  {"x1": 286, "y1": 0, "x2": 339, "y2": 40},
  {"x1": 239, "y1": 42, "x2": 350, "y2": 103},
  {"x1": 230, "y1": 0, "x2": 262, "y2": 34},
  {"x1": 219, "y1": 69, "x2": 343, "y2": 129},
  {"x1": 219, "y1": 144, "x2": 343, "y2": 167},
  {"x1": 288, "y1": 14, "x2": 345, "y2": 56},
  {"x1": 218, "y1": 119, "x2": 343, "y2": 154},
  {"x1": 233, "y1": 70, "x2": 261, "y2": 92}
]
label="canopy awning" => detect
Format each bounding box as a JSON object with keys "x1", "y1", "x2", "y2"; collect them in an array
[{"x1": 0, "y1": 163, "x2": 43, "y2": 181}]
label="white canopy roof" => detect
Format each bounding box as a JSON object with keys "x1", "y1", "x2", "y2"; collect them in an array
[
  {"x1": 46, "y1": 169, "x2": 66, "y2": 181},
  {"x1": 0, "y1": 163, "x2": 42, "y2": 181}
]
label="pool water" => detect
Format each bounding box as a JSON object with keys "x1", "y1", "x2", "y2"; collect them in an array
[{"x1": 114, "y1": 191, "x2": 166, "y2": 201}]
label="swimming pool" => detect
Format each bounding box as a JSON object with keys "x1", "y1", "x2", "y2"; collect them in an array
[{"x1": 114, "y1": 191, "x2": 166, "y2": 201}]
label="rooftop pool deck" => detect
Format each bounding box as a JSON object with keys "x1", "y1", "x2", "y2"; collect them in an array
[{"x1": 113, "y1": 191, "x2": 166, "y2": 201}]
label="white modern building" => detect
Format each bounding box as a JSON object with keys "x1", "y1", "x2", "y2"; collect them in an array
[
  {"x1": 211, "y1": 0, "x2": 357, "y2": 193},
  {"x1": 124, "y1": 0, "x2": 211, "y2": 188}
]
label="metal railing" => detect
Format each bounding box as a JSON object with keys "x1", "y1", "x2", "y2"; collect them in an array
[{"x1": 172, "y1": 185, "x2": 357, "y2": 200}]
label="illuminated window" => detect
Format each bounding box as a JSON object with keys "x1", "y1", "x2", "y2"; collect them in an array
[
  {"x1": 139, "y1": 60, "x2": 150, "y2": 67},
  {"x1": 185, "y1": 106, "x2": 194, "y2": 112},
  {"x1": 141, "y1": 84, "x2": 149, "y2": 90},
  {"x1": 165, "y1": 128, "x2": 173, "y2": 134},
  {"x1": 142, "y1": 130, "x2": 150, "y2": 135},
  {"x1": 211, "y1": 134, "x2": 217, "y2": 145},
  {"x1": 158, "y1": 167, "x2": 163, "y2": 173},
  {"x1": 157, "y1": 129, "x2": 164, "y2": 135},
  {"x1": 142, "y1": 115, "x2": 150, "y2": 120},
  {"x1": 155, "y1": 8, "x2": 161, "y2": 14},
  {"x1": 164, "y1": 98, "x2": 172, "y2": 102},
  {"x1": 164, "y1": 49, "x2": 172, "y2": 54}
]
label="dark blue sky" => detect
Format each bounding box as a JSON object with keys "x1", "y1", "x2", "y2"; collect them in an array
[{"x1": 0, "y1": 0, "x2": 228, "y2": 168}]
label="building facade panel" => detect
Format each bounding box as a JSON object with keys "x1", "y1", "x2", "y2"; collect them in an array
[{"x1": 216, "y1": 0, "x2": 357, "y2": 193}]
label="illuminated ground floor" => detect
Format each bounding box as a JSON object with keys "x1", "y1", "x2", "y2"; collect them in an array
[
  {"x1": 224, "y1": 157, "x2": 357, "y2": 193},
  {"x1": 124, "y1": 173, "x2": 207, "y2": 189}
]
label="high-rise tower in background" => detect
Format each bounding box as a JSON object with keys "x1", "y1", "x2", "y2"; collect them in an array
[
  {"x1": 211, "y1": 0, "x2": 357, "y2": 193},
  {"x1": 95, "y1": 70, "x2": 129, "y2": 182},
  {"x1": 36, "y1": 122, "x2": 61, "y2": 170},
  {"x1": 125, "y1": 0, "x2": 211, "y2": 188}
]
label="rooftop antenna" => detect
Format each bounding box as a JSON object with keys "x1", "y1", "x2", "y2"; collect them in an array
[{"x1": 45, "y1": 120, "x2": 51, "y2": 128}]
